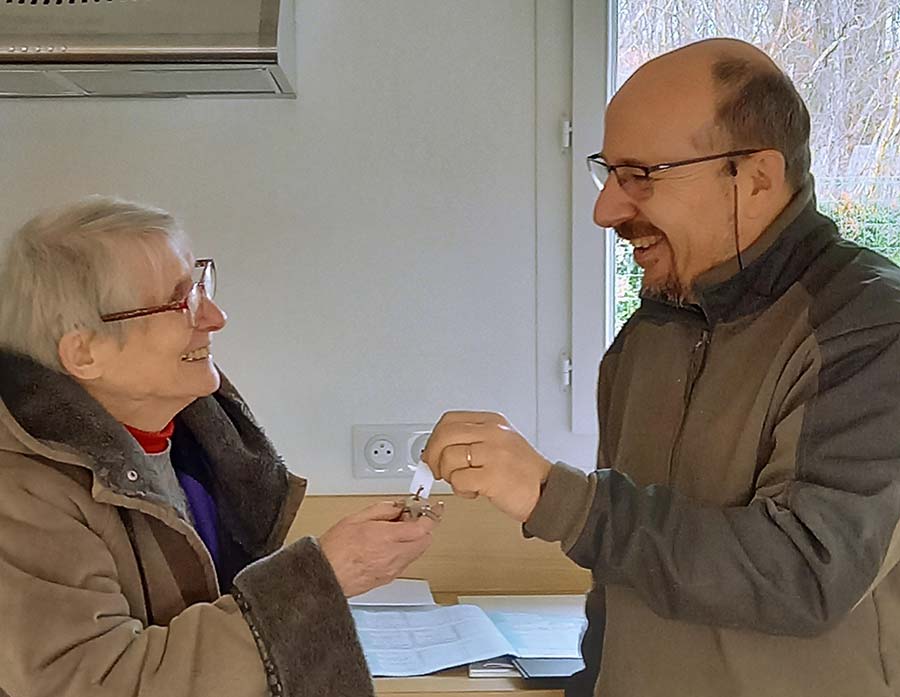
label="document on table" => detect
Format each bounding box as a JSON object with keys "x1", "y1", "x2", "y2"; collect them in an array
[
  {"x1": 467, "y1": 657, "x2": 520, "y2": 677},
  {"x1": 351, "y1": 593, "x2": 588, "y2": 677},
  {"x1": 348, "y1": 578, "x2": 436, "y2": 607},
  {"x1": 351, "y1": 604, "x2": 514, "y2": 677},
  {"x1": 457, "y1": 594, "x2": 587, "y2": 659}
]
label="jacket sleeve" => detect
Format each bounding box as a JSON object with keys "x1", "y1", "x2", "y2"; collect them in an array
[
  {"x1": 525, "y1": 324, "x2": 900, "y2": 637},
  {"x1": 0, "y1": 461, "x2": 372, "y2": 697}
]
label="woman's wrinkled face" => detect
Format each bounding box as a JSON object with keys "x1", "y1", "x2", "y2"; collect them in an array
[{"x1": 90, "y1": 238, "x2": 227, "y2": 422}]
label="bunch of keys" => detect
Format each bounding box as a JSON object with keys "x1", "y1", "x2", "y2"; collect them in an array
[{"x1": 396, "y1": 462, "x2": 444, "y2": 521}]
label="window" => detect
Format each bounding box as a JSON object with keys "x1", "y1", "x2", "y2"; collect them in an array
[
  {"x1": 571, "y1": 0, "x2": 900, "y2": 432},
  {"x1": 612, "y1": 0, "x2": 900, "y2": 331}
]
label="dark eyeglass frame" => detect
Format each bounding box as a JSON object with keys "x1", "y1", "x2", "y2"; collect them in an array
[
  {"x1": 586, "y1": 148, "x2": 766, "y2": 196},
  {"x1": 99, "y1": 258, "x2": 216, "y2": 326}
]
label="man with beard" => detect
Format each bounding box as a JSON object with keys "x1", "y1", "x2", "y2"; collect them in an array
[{"x1": 421, "y1": 38, "x2": 900, "y2": 697}]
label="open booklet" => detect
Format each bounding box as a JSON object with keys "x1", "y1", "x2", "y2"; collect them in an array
[{"x1": 349, "y1": 583, "x2": 586, "y2": 678}]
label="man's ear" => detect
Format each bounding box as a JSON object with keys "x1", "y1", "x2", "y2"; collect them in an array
[
  {"x1": 744, "y1": 149, "x2": 787, "y2": 216},
  {"x1": 58, "y1": 329, "x2": 107, "y2": 380}
]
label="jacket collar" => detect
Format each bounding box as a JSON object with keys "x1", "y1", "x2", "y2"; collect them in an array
[
  {"x1": 642, "y1": 177, "x2": 841, "y2": 325},
  {"x1": 0, "y1": 350, "x2": 304, "y2": 556}
]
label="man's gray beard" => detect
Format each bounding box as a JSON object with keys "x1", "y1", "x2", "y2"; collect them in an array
[
  {"x1": 617, "y1": 222, "x2": 696, "y2": 306},
  {"x1": 641, "y1": 276, "x2": 694, "y2": 306}
]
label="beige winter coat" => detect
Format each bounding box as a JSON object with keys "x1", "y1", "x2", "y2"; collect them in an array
[{"x1": 0, "y1": 353, "x2": 373, "y2": 697}]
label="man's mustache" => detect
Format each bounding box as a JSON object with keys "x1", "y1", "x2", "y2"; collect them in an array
[{"x1": 616, "y1": 221, "x2": 666, "y2": 241}]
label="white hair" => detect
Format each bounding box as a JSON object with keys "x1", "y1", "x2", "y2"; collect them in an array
[{"x1": 0, "y1": 195, "x2": 190, "y2": 371}]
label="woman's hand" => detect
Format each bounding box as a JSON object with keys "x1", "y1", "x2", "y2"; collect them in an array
[{"x1": 319, "y1": 501, "x2": 435, "y2": 598}]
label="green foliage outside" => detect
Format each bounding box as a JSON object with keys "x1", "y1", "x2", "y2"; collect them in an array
[
  {"x1": 613, "y1": 238, "x2": 643, "y2": 332},
  {"x1": 613, "y1": 201, "x2": 900, "y2": 333},
  {"x1": 826, "y1": 199, "x2": 900, "y2": 265}
]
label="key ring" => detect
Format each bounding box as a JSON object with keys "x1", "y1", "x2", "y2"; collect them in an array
[{"x1": 395, "y1": 486, "x2": 444, "y2": 521}]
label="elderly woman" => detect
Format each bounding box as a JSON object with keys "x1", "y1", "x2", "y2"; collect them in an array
[{"x1": 0, "y1": 197, "x2": 434, "y2": 697}]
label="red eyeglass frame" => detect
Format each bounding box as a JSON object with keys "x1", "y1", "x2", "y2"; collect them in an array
[{"x1": 99, "y1": 258, "x2": 215, "y2": 325}]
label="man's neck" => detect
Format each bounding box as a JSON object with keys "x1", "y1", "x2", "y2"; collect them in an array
[{"x1": 738, "y1": 187, "x2": 796, "y2": 254}]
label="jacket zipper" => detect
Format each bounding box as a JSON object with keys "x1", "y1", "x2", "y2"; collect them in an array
[{"x1": 667, "y1": 327, "x2": 711, "y2": 483}]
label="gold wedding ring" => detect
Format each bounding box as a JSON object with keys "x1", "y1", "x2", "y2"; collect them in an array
[{"x1": 466, "y1": 445, "x2": 473, "y2": 468}]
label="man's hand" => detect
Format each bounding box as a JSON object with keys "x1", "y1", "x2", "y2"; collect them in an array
[
  {"x1": 319, "y1": 501, "x2": 435, "y2": 598},
  {"x1": 421, "y1": 411, "x2": 552, "y2": 522}
]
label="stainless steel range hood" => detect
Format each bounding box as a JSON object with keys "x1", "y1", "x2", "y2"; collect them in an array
[{"x1": 0, "y1": 0, "x2": 296, "y2": 98}]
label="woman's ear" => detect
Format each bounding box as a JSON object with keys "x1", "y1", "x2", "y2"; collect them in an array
[{"x1": 58, "y1": 329, "x2": 106, "y2": 380}]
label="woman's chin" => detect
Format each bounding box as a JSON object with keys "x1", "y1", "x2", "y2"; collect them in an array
[{"x1": 180, "y1": 361, "x2": 221, "y2": 397}]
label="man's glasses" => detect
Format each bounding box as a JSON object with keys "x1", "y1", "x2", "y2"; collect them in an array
[
  {"x1": 586, "y1": 149, "x2": 764, "y2": 200},
  {"x1": 100, "y1": 258, "x2": 216, "y2": 328}
]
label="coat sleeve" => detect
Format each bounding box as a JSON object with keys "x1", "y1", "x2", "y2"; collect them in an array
[
  {"x1": 525, "y1": 324, "x2": 900, "y2": 637},
  {"x1": 0, "y1": 459, "x2": 373, "y2": 697}
]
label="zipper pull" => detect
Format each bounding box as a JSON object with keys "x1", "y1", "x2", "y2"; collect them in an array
[{"x1": 693, "y1": 331, "x2": 709, "y2": 351}]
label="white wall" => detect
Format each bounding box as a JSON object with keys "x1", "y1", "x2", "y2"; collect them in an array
[{"x1": 0, "y1": 0, "x2": 599, "y2": 493}]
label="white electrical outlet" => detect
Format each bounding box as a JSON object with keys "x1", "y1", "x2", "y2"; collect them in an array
[
  {"x1": 363, "y1": 435, "x2": 396, "y2": 471},
  {"x1": 352, "y1": 424, "x2": 433, "y2": 478},
  {"x1": 409, "y1": 432, "x2": 431, "y2": 463}
]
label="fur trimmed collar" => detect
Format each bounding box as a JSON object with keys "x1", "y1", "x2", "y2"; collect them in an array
[{"x1": 0, "y1": 349, "x2": 303, "y2": 557}]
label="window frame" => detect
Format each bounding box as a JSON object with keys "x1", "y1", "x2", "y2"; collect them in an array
[
  {"x1": 569, "y1": 0, "x2": 616, "y2": 434},
  {"x1": 569, "y1": 0, "x2": 900, "y2": 434}
]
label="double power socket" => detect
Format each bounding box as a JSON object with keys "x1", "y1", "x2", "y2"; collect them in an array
[{"x1": 351, "y1": 424, "x2": 433, "y2": 479}]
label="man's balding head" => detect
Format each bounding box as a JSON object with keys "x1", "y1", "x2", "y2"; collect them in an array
[
  {"x1": 611, "y1": 38, "x2": 811, "y2": 191},
  {"x1": 594, "y1": 39, "x2": 810, "y2": 302}
]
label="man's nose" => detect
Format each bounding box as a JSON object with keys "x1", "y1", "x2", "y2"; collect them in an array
[
  {"x1": 195, "y1": 296, "x2": 228, "y2": 332},
  {"x1": 593, "y1": 176, "x2": 638, "y2": 229}
]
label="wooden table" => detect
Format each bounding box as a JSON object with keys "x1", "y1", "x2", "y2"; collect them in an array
[
  {"x1": 288, "y1": 494, "x2": 590, "y2": 697},
  {"x1": 375, "y1": 669, "x2": 566, "y2": 696}
]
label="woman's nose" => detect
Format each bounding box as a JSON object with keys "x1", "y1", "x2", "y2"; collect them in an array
[{"x1": 195, "y1": 296, "x2": 227, "y2": 332}]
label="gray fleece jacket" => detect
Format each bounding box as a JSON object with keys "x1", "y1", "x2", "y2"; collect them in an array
[{"x1": 527, "y1": 182, "x2": 900, "y2": 697}]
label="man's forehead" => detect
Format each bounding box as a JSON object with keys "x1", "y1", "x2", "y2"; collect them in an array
[
  {"x1": 600, "y1": 125, "x2": 719, "y2": 166},
  {"x1": 602, "y1": 79, "x2": 717, "y2": 164}
]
